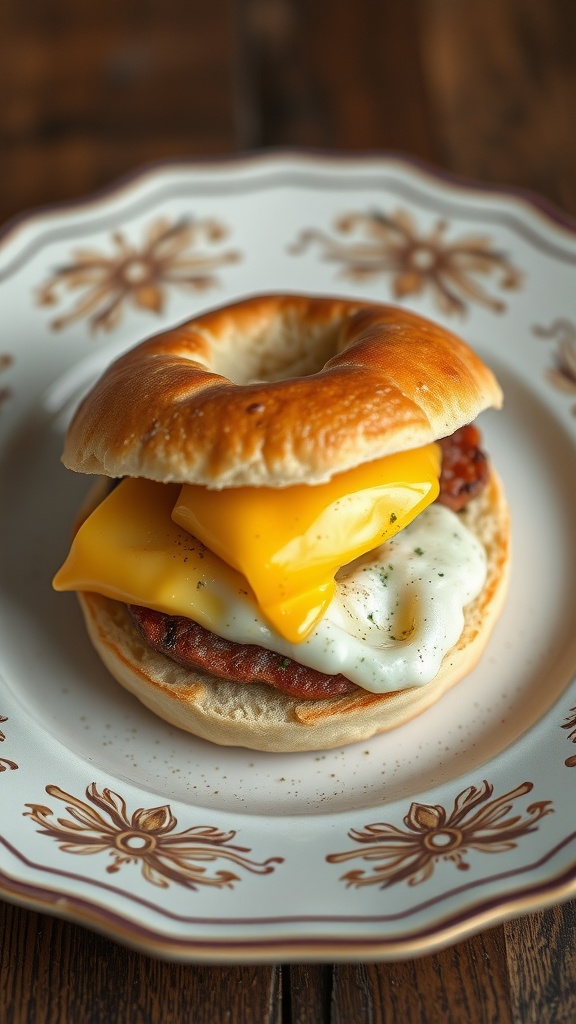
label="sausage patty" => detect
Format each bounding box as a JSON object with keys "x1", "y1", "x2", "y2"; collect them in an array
[
  {"x1": 437, "y1": 423, "x2": 489, "y2": 511},
  {"x1": 128, "y1": 604, "x2": 358, "y2": 700}
]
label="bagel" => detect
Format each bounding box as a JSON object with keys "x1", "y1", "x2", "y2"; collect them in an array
[
  {"x1": 54, "y1": 294, "x2": 509, "y2": 751},
  {"x1": 62, "y1": 293, "x2": 501, "y2": 488}
]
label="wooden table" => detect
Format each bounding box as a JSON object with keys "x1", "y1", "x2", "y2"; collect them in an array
[{"x1": 1, "y1": 1, "x2": 576, "y2": 1020}]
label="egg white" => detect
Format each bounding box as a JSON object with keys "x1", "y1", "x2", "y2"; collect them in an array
[{"x1": 207, "y1": 503, "x2": 487, "y2": 694}]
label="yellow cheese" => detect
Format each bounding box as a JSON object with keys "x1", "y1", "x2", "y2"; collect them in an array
[
  {"x1": 173, "y1": 444, "x2": 440, "y2": 642},
  {"x1": 54, "y1": 445, "x2": 440, "y2": 645},
  {"x1": 53, "y1": 478, "x2": 249, "y2": 627}
]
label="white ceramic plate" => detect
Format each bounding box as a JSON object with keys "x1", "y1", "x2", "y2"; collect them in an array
[{"x1": 1, "y1": 152, "x2": 576, "y2": 962}]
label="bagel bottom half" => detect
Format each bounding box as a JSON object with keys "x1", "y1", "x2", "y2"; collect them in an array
[{"x1": 76, "y1": 472, "x2": 510, "y2": 752}]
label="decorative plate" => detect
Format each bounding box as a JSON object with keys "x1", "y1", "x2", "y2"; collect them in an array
[{"x1": 1, "y1": 152, "x2": 576, "y2": 962}]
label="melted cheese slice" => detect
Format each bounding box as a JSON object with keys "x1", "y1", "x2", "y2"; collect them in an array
[
  {"x1": 173, "y1": 444, "x2": 440, "y2": 642},
  {"x1": 53, "y1": 478, "x2": 246, "y2": 629},
  {"x1": 54, "y1": 445, "x2": 440, "y2": 645}
]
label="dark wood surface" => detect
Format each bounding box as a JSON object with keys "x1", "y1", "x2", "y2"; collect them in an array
[{"x1": 2, "y1": 1, "x2": 576, "y2": 1021}]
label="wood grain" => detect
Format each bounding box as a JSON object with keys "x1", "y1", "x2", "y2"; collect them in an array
[
  {"x1": 0, "y1": 0, "x2": 240, "y2": 227},
  {"x1": 328, "y1": 929, "x2": 513, "y2": 1024},
  {"x1": 288, "y1": 964, "x2": 333, "y2": 1023},
  {"x1": 240, "y1": 0, "x2": 437, "y2": 158},
  {"x1": 419, "y1": 0, "x2": 576, "y2": 216},
  {"x1": 0, "y1": 900, "x2": 281, "y2": 1024},
  {"x1": 504, "y1": 905, "x2": 576, "y2": 1024}
]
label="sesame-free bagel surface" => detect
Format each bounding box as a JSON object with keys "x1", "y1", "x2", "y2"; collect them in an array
[{"x1": 63, "y1": 294, "x2": 502, "y2": 488}]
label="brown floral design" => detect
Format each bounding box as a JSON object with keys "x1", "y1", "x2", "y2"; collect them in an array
[
  {"x1": 36, "y1": 217, "x2": 240, "y2": 333},
  {"x1": 0, "y1": 354, "x2": 13, "y2": 411},
  {"x1": 533, "y1": 319, "x2": 576, "y2": 415},
  {"x1": 291, "y1": 209, "x2": 522, "y2": 315},
  {"x1": 0, "y1": 715, "x2": 18, "y2": 772},
  {"x1": 326, "y1": 781, "x2": 553, "y2": 888},
  {"x1": 562, "y1": 706, "x2": 576, "y2": 767},
  {"x1": 25, "y1": 784, "x2": 283, "y2": 890}
]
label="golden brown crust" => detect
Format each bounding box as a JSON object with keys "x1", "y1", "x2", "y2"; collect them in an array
[
  {"x1": 63, "y1": 294, "x2": 502, "y2": 488},
  {"x1": 77, "y1": 471, "x2": 510, "y2": 752}
]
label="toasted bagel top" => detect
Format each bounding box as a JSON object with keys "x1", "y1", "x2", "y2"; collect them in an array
[{"x1": 62, "y1": 293, "x2": 502, "y2": 488}]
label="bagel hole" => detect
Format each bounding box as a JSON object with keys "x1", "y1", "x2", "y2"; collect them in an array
[{"x1": 209, "y1": 316, "x2": 345, "y2": 385}]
